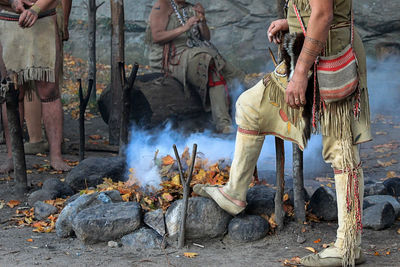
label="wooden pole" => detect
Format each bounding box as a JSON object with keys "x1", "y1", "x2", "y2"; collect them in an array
[
  {"x1": 79, "y1": 79, "x2": 94, "y2": 161},
  {"x1": 173, "y1": 144, "x2": 197, "y2": 249},
  {"x1": 274, "y1": 138, "x2": 285, "y2": 230},
  {"x1": 108, "y1": 0, "x2": 125, "y2": 145},
  {"x1": 119, "y1": 62, "x2": 139, "y2": 155},
  {"x1": 292, "y1": 143, "x2": 306, "y2": 223},
  {"x1": 3, "y1": 79, "x2": 27, "y2": 193}
]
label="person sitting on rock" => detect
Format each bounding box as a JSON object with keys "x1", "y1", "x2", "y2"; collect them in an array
[{"x1": 147, "y1": 0, "x2": 245, "y2": 134}]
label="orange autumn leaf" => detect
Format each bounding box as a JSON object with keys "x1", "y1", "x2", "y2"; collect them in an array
[
  {"x1": 7, "y1": 200, "x2": 20, "y2": 208},
  {"x1": 313, "y1": 238, "x2": 321, "y2": 244},
  {"x1": 26, "y1": 238, "x2": 33, "y2": 242},
  {"x1": 305, "y1": 247, "x2": 317, "y2": 253},
  {"x1": 183, "y1": 252, "x2": 198, "y2": 258},
  {"x1": 374, "y1": 251, "x2": 380, "y2": 256},
  {"x1": 162, "y1": 155, "x2": 175, "y2": 166},
  {"x1": 283, "y1": 193, "x2": 289, "y2": 202},
  {"x1": 89, "y1": 134, "x2": 101, "y2": 140}
]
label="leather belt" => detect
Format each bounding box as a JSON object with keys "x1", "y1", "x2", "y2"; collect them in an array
[{"x1": 0, "y1": 8, "x2": 56, "y2": 21}]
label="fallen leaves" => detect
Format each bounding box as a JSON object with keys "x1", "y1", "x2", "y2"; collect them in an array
[
  {"x1": 7, "y1": 200, "x2": 21, "y2": 208},
  {"x1": 26, "y1": 239, "x2": 33, "y2": 242},
  {"x1": 397, "y1": 228, "x2": 400, "y2": 235},
  {"x1": 305, "y1": 247, "x2": 317, "y2": 253},
  {"x1": 0, "y1": 200, "x2": 4, "y2": 209},
  {"x1": 283, "y1": 256, "x2": 301, "y2": 266},
  {"x1": 313, "y1": 238, "x2": 321, "y2": 244},
  {"x1": 377, "y1": 159, "x2": 398, "y2": 167},
  {"x1": 162, "y1": 155, "x2": 175, "y2": 166},
  {"x1": 183, "y1": 252, "x2": 198, "y2": 258}
]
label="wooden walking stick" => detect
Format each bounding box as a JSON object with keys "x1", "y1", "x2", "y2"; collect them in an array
[
  {"x1": 1, "y1": 78, "x2": 27, "y2": 193},
  {"x1": 79, "y1": 79, "x2": 94, "y2": 161},
  {"x1": 173, "y1": 144, "x2": 197, "y2": 249},
  {"x1": 293, "y1": 144, "x2": 306, "y2": 223},
  {"x1": 268, "y1": 48, "x2": 286, "y2": 230}
]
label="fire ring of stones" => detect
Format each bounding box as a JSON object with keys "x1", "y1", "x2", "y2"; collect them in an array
[{"x1": 26, "y1": 157, "x2": 400, "y2": 248}]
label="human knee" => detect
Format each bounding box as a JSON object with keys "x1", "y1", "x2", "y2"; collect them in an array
[
  {"x1": 235, "y1": 90, "x2": 260, "y2": 130},
  {"x1": 36, "y1": 82, "x2": 60, "y2": 103},
  {"x1": 322, "y1": 136, "x2": 360, "y2": 170}
]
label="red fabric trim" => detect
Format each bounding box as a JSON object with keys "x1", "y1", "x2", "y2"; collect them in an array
[
  {"x1": 219, "y1": 188, "x2": 246, "y2": 207},
  {"x1": 318, "y1": 53, "x2": 356, "y2": 72},
  {"x1": 333, "y1": 162, "x2": 362, "y2": 174}
]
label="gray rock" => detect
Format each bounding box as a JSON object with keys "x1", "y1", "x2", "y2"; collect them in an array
[
  {"x1": 34, "y1": 201, "x2": 58, "y2": 220},
  {"x1": 364, "y1": 182, "x2": 387, "y2": 197},
  {"x1": 246, "y1": 185, "x2": 275, "y2": 216},
  {"x1": 103, "y1": 190, "x2": 123, "y2": 203},
  {"x1": 28, "y1": 189, "x2": 59, "y2": 206},
  {"x1": 108, "y1": 241, "x2": 119, "y2": 248},
  {"x1": 228, "y1": 215, "x2": 269, "y2": 242},
  {"x1": 383, "y1": 178, "x2": 400, "y2": 197},
  {"x1": 144, "y1": 209, "x2": 166, "y2": 237},
  {"x1": 42, "y1": 178, "x2": 74, "y2": 198},
  {"x1": 65, "y1": 157, "x2": 125, "y2": 191},
  {"x1": 56, "y1": 193, "x2": 99, "y2": 238},
  {"x1": 286, "y1": 187, "x2": 310, "y2": 207},
  {"x1": 363, "y1": 202, "x2": 395, "y2": 230},
  {"x1": 364, "y1": 195, "x2": 400, "y2": 217},
  {"x1": 72, "y1": 202, "x2": 141, "y2": 244},
  {"x1": 121, "y1": 228, "x2": 163, "y2": 249},
  {"x1": 165, "y1": 197, "x2": 231, "y2": 239},
  {"x1": 309, "y1": 187, "x2": 337, "y2": 221}
]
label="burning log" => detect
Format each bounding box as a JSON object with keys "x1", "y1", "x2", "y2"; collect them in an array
[
  {"x1": 173, "y1": 144, "x2": 197, "y2": 249},
  {"x1": 79, "y1": 79, "x2": 94, "y2": 161}
]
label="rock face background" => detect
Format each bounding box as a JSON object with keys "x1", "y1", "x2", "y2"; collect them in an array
[{"x1": 65, "y1": 0, "x2": 400, "y2": 73}]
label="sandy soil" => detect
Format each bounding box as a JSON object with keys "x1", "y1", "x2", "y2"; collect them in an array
[{"x1": 1, "y1": 111, "x2": 400, "y2": 267}]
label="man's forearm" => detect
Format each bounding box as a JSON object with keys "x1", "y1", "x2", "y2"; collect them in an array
[
  {"x1": 34, "y1": 0, "x2": 56, "y2": 12},
  {"x1": 294, "y1": 7, "x2": 333, "y2": 76},
  {"x1": 198, "y1": 22, "x2": 210, "y2": 41}
]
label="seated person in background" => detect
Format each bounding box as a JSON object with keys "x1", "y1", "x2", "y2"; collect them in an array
[{"x1": 148, "y1": 0, "x2": 245, "y2": 133}]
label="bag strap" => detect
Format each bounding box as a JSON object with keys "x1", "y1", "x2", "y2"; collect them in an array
[{"x1": 293, "y1": 2, "x2": 354, "y2": 46}]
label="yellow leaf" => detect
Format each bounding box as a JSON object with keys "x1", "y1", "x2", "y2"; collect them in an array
[
  {"x1": 386, "y1": 251, "x2": 391, "y2": 255},
  {"x1": 387, "y1": 171, "x2": 397, "y2": 179},
  {"x1": 121, "y1": 193, "x2": 131, "y2": 202},
  {"x1": 171, "y1": 174, "x2": 181, "y2": 186},
  {"x1": 162, "y1": 193, "x2": 174, "y2": 202},
  {"x1": 283, "y1": 193, "x2": 289, "y2": 202},
  {"x1": 305, "y1": 247, "x2": 317, "y2": 253},
  {"x1": 26, "y1": 170, "x2": 33, "y2": 174},
  {"x1": 7, "y1": 200, "x2": 20, "y2": 208},
  {"x1": 327, "y1": 183, "x2": 332, "y2": 188},
  {"x1": 183, "y1": 252, "x2": 198, "y2": 258}
]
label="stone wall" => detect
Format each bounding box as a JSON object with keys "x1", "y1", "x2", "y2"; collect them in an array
[{"x1": 64, "y1": 0, "x2": 400, "y2": 72}]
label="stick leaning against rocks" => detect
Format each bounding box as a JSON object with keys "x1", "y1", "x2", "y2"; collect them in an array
[{"x1": 173, "y1": 144, "x2": 197, "y2": 249}]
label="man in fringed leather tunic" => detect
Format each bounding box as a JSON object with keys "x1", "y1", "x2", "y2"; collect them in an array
[
  {"x1": 195, "y1": 0, "x2": 371, "y2": 266},
  {"x1": 148, "y1": 0, "x2": 245, "y2": 134},
  {"x1": 0, "y1": 0, "x2": 71, "y2": 172}
]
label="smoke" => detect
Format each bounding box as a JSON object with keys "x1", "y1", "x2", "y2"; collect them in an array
[{"x1": 125, "y1": 56, "x2": 400, "y2": 188}]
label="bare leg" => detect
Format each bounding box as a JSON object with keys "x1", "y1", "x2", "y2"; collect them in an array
[
  {"x1": 24, "y1": 90, "x2": 43, "y2": 143},
  {"x1": 36, "y1": 81, "x2": 70, "y2": 171}
]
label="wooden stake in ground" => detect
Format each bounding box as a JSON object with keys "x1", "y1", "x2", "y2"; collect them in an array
[
  {"x1": 108, "y1": 0, "x2": 125, "y2": 145},
  {"x1": 86, "y1": 0, "x2": 105, "y2": 102},
  {"x1": 119, "y1": 62, "x2": 139, "y2": 155},
  {"x1": 79, "y1": 79, "x2": 94, "y2": 161},
  {"x1": 292, "y1": 144, "x2": 305, "y2": 223},
  {"x1": 1, "y1": 78, "x2": 27, "y2": 193},
  {"x1": 173, "y1": 144, "x2": 197, "y2": 249},
  {"x1": 274, "y1": 138, "x2": 285, "y2": 230}
]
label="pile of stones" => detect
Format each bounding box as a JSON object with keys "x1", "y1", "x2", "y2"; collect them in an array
[{"x1": 28, "y1": 157, "x2": 400, "y2": 247}]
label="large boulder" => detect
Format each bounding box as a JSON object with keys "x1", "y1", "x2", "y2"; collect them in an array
[
  {"x1": 121, "y1": 228, "x2": 163, "y2": 250},
  {"x1": 165, "y1": 197, "x2": 231, "y2": 240},
  {"x1": 364, "y1": 181, "x2": 387, "y2": 197},
  {"x1": 42, "y1": 178, "x2": 74, "y2": 198},
  {"x1": 72, "y1": 202, "x2": 142, "y2": 244},
  {"x1": 383, "y1": 178, "x2": 400, "y2": 198},
  {"x1": 228, "y1": 215, "x2": 269, "y2": 242},
  {"x1": 363, "y1": 202, "x2": 395, "y2": 230},
  {"x1": 364, "y1": 195, "x2": 400, "y2": 218},
  {"x1": 245, "y1": 185, "x2": 275, "y2": 216},
  {"x1": 28, "y1": 189, "x2": 58, "y2": 206},
  {"x1": 144, "y1": 209, "x2": 166, "y2": 237},
  {"x1": 34, "y1": 201, "x2": 58, "y2": 220},
  {"x1": 309, "y1": 187, "x2": 337, "y2": 221},
  {"x1": 65, "y1": 157, "x2": 125, "y2": 191}
]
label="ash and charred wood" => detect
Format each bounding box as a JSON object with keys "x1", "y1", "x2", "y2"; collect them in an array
[
  {"x1": 4, "y1": 80, "x2": 27, "y2": 193},
  {"x1": 274, "y1": 137, "x2": 285, "y2": 230},
  {"x1": 108, "y1": 0, "x2": 125, "y2": 145},
  {"x1": 173, "y1": 144, "x2": 198, "y2": 249},
  {"x1": 119, "y1": 62, "x2": 139, "y2": 155},
  {"x1": 292, "y1": 143, "x2": 306, "y2": 223},
  {"x1": 79, "y1": 79, "x2": 94, "y2": 161}
]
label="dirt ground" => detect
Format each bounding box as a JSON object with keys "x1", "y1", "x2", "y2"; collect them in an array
[{"x1": 1, "y1": 109, "x2": 400, "y2": 267}]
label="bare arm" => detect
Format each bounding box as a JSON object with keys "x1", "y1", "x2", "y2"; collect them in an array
[
  {"x1": 150, "y1": 0, "x2": 198, "y2": 44},
  {"x1": 19, "y1": 0, "x2": 57, "y2": 28},
  {"x1": 62, "y1": 0, "x2": 72, "y2": 41},
  {"x1": 285, "y1": 0, "x2": 333, "y2": 108}
]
